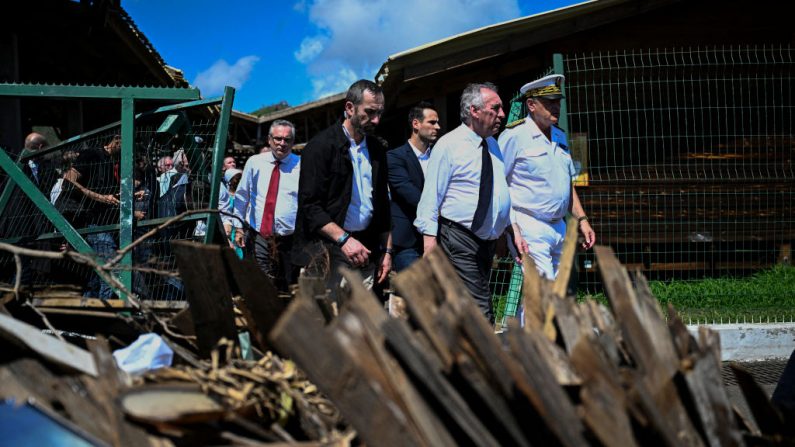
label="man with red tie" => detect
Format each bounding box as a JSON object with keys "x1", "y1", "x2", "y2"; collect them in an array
[{"x1": 232, "y1": 119, "x2": 300, "y2": 291}]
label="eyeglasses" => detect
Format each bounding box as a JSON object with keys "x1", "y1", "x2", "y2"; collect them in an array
[{"x1": 270, "y1": 135, "x2": 293, "y2": 143}]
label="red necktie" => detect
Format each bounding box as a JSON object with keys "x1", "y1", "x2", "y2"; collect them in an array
[{"x1": 260, "y1": 159, "x2": 281, "y2": 238}]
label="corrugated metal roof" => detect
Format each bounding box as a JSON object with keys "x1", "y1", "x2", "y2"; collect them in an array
[
  {"x1": 375, "y1": 0, "x2": 676, "y2": 84},
  {"x1": 255, "y1": 92, "x2": 345, "y2": 123}
]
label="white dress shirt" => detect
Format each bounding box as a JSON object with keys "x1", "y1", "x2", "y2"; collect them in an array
[
  {"x1": 342, "y1": 125, "x2": 374, "y2": 232},
  {"x1": 499, "y1": 116, "x2": 577, "y2": 222},
  {"x1": 232, "y1": 151, "x2": 300, "y2": 236},
  {"x1": 409, "y1": 141, "x2": 432, "y2": 176},
  {"x1": 414, "y1": 124, "x2": 512, "y2": 241},
  {"x1": 218, "y1": 181, "x2": 231, "y2": 224},
  {"x1": 158, "y1": 169, "x2": 177, "y2": 197}
]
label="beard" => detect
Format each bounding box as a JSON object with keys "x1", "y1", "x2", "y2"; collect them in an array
[{"x1": 351, "y1": 113, "x2": 375, "y2": 136}]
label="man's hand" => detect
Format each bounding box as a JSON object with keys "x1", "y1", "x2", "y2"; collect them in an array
[
  {"x1": 341, "y1": 236, "x2": 371, "y2": 266},
  {"x1": 377, "y1": 252, "x2": 392, "y2": 284},
  {"x1": 512, "y1": 232, "x2": 529, "y2": 264},
  {"x1": 579, "y1": 220, "x2": 596, "y2": 249},
  {"x1": 133, "y1": 210, "x2": 145, "y2": 220},
  {"x1": 422, "y1": 235, "x2": 437, "y2": 256},
  {"x1": 234, "y1": 230, "x2": 246, "y2": 248},
  {"x1": 99, "y1": 194, "x2": 120, "y2": 206}
]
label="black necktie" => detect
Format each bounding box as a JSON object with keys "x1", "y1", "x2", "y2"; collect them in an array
[{"x1": 472, "y1": 139, "x2": 493, "y2": 233}]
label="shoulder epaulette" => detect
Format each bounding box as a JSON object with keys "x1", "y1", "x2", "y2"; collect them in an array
[{"x1": 505, "y1": 118, "x2": 525, "y2": 129}]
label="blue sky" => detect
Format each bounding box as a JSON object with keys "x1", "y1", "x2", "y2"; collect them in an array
[{"x1": 124, "y1": 0, "x2": 581, "y2": 113}]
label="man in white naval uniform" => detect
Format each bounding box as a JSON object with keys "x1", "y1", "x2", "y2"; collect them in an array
[{"x1": 499, "y1": 74, "x2": 595, "y2": 280}]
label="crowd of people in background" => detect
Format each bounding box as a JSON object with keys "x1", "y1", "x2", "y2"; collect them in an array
[{"x1": 8, "y1": 74, "x2": 597, "y2": 325}]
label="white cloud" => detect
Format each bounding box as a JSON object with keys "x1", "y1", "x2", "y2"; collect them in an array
[
  {"x1": 296, "y1": 0, "x2": 521, "y2": 99},
  {"x1": 193, "y1": 55, "x2": 260, "y2": 96},
  {"x1": 294, "y1": 37, "x2": 325, "y2": 64},
  {"x1": 310, "y1": 66, "x2": 359, "y2": 99},
  {"x1": 293, "y1": 0, "x2": 307, "y2": 12}
]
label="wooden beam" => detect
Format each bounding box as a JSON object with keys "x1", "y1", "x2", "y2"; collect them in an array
[{"x1": 172, "y1": 241, "x2": 238, "y2": 358}]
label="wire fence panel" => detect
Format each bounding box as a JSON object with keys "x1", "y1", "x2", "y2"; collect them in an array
[
  {"x1": 0, "y1": 104, "x2": 228, "y2": 304},
  {"x1": 561, "y1": 45, "x2": 795, "y2": 316}
]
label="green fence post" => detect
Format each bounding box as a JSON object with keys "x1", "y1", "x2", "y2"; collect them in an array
[
  {"x1": 553, "y1": 53, "x2": 568, "y2": 134},
  {"x1": 204, "y1": 86, "x2": 236, "y2": 244},
  {"x1": 118, "y1": 97, "x2": 135, "y2": 299}
]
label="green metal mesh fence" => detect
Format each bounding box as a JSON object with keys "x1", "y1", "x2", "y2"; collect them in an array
[
  {"x1": 0, "y1": 104, "x2": 228, "y2": 303},
  {"x1": 562, "y1": 45, "x2": 795, "y2": 316},
  {"x1": 490, "y1": 46, "x2": 795, "y2": 326}
]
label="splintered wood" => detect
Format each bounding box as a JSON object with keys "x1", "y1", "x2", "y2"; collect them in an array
[{"x1": 270, "y1": 245, "x2": 794, "y2": 446}]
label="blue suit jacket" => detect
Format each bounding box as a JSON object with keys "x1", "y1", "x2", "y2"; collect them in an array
[{"x1": 387, "y1": 142, "x2": 425, "y2": 249}]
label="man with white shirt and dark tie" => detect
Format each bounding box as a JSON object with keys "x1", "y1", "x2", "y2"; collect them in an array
[
  {"x1": 232, "y1": 119, "x2": 300, "y2": 291},
  {"x1": 415, "y1": 83, "x2": 527, "y2": 323},
  {"x1": 387, "y1": 102, "x2": 441, "y2": 271}
]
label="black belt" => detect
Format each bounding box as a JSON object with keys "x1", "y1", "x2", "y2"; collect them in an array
[{"x1": 438, "y1": 216, "x2": 486, "y2": 243}]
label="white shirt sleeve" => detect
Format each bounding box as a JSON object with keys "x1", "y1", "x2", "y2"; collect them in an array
[
  {"x1": 231, "y1": 162, "x2": 252, "y2": 229},
  {"x1": 414, "y1": 144, "x2": 451, "y2": 237},
  {"x1": 498, "y1": 131, "x2": 520, "y2": 224}
]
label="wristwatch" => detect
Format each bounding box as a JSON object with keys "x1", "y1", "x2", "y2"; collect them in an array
[
  {"x1": 577, "y1": 215, "x2": 589, "y2": 223},
  {"x1": 382, "y1": 247, "x2": 394, "y2": 255}
]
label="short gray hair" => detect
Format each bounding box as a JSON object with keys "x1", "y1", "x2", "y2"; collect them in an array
[
  {"x1": 269, "y1": 119, "x2": 295, "y2": 140},
  {"x1": 459, "y1": 82, "x2": 498, "y2": 125}
]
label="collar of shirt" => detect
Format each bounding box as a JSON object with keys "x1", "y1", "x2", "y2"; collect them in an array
[
  {"x1": 341, "y1": 124, "x2": 368, "y2": 154},
  {"x1": 460, "y1": 123, "x2": 486, "y2": 146},
  {"x1": 526, "y1": 114, "x2": 552, "y2": 145},
  {"x1": 408, "y1": 140, "x2": 431, "y2": 160},
  {"x1": 267, "y1": 151, "x2": 297, "y2": 168}
]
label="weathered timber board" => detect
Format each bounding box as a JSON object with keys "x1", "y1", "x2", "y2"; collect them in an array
[
  {"x1": 172, "y1": 241, "x2": 238, "y2": 358},
  {"x1": 269, "y1": 298, "x2": 422, "y2": 446}
]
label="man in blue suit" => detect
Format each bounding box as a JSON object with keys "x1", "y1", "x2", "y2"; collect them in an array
[{"x1": 387, "y1": 102, "x2": 441, "y2": 271}]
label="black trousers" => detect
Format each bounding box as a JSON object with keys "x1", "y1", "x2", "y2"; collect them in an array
[
  {"x1": 245, "y1": 230, "x2": 297, "y2": 292},
  {"x1": 438, "y1": 217, "x2": 496, "y2": 323}
]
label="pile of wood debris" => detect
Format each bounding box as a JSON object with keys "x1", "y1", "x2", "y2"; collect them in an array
[
  {"x1": 0, "y1": 240, "x2": 352, "y2": 446},
  {"x1": 1, "y1": 227, "x2": 793, "y2": 446},
  {"x1": 270, "y1": 230, "x2": 795, "y2": 446}
]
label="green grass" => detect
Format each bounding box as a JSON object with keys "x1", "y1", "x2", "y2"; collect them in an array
[{"x1": 576, "y1": 266, "x2": 795, "y2": 324}]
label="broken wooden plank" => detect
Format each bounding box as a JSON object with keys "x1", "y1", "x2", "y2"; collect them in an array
[
  {"x1": 392, "y1": 249, "x2": 455, "y2": 370},
  {"x1": 552, "y1": 216, "x2": 579, "y2": 297},
  {"x1": 452, "y1": 352, "x2": 532, "y2": 447},
  {"x1": 269, "y1": 297, "x2": 421, "y2": 446},
  {"x1": 595, "y1": 246, "x2": 704, "y2": 446},
  {"x1": 681, "y1": 349, "x2": 744, "y2": 447},
  {"x1": 1, "y1": 358, "x2": 113, "y2": 443},
  {"x1": 730, "y1": 363, "x2": 789, "y2": 437},
  {"x1": 521, "y1": 254, "x2": 545, "y2": 331},
  {"x1": 381, "y1": 318, "x2": 500, "y2": 447},
  {"x1": 172, "y1": 241, "x2": 238, "y2": 358},
  {"x1": 0, "y1": 312, "x2": 97, "y2": 376},
  {"x1": 570, "y1": 335, "x2": 638, "y2": 447},
  {"x1": 506, "y1": 320, "x2": 591, "y2": 447},
  {"x1": 221, "y1": 247, "x2": 287, "y2": 351},
  {"x1": 87, "y1": 336, "x2": 153, "y2": 447},
  {"x1": 337, "y1": 268, "x2": 457, "y2": 447}
]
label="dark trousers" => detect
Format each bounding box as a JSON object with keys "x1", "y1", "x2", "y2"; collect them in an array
[
  {"x1": 246, "y1": 230, "x2": 297, "y2": 292},
  {"x1": 772, "y1": 348, "x2": 795, "y2": 417},
  {"x1": 393, "y1": 246, "x2": 421, "y2": 272},
  {"x1": 438, "y1": 217, "x2": 496, "y2": 323}
]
